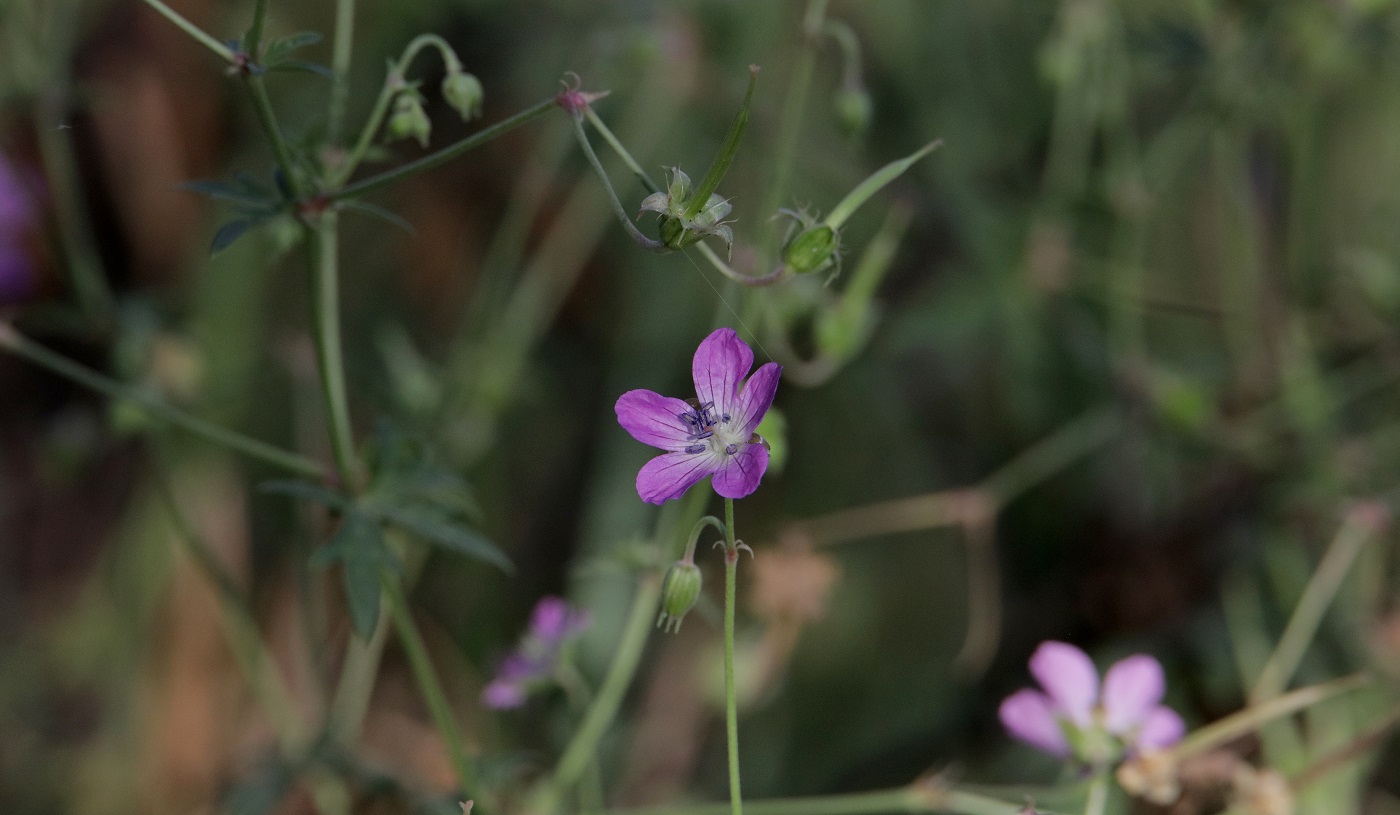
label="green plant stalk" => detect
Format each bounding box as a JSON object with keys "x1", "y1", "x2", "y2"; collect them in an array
[
  {"x1": 569, "y1": 112, "x2": 666, "y2": 252},
  {"x1": 760, "y1": 0, "x2": 829, "y2": 255},
  {"x1": 246, "y1": 76, "x2": 308, "y2": 199},
  {"x1": 723, "y1": 498, "x2": 743, "y2": 815},
  {"x1": 683, "y1": 66, "x2": 759, "y2": 220},
  {"x1": 0, "y1": 325, "x2": 324, "y2": 477},
  {"x1": 380, "y1": 574, "x2": 480, "y2": 798},
  {"x1": 336, "y1": 33, "x2": 463, "y2": 184},
  {"x1": 1290, "y1": 699, "x2": 1400, "y2": 792},
  {"x1": 1250, "y1": 513, "x2": 1378, "y2": 703},
  {"x1": 306, "y1": 214, "x2": 359, "y2": 488},
  {"x1": 245, "y1": 0, "x2": 270, "y2": 58},
  {"x1": 327, "y1": 0, "x2": 357, "y2": 144},
  {"x1": 610, "y1": 785, "x2": 1034, "y2": 815},
  {"x1": 138, "y1": 0, "x2": 236, "y2": 63},
  {"x1": 333, "y1": 97, "x2": 558, "y2": 200},
  {"x1": 585, "y1": 107, "x2": 659, "y2": 193},
  {"x1": 1081, "y1": 774, "x2": 1107, "y2": 815},
  {"x1": 1170, "y1": 672, "x2": 1372, "y2": 759}
]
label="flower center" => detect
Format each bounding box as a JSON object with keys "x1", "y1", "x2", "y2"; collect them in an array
[{"x1": 679, "y1": 401, "x2": 745, "y2": 457}]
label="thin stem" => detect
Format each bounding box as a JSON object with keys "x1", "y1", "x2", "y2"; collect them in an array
[
  {"x1": 568, "y1": 111, "x2": 667, "y2": 252},
  {"x1": 245, "y1": 76, "x2": 308, "y2": 199},
  {"x1": 305, "y1": 215, "x2": 360, "y2": 488},
  {"x1": 137, "y1": 0, "x2": 236, "y2": 63},
  {"x1": 333, "y1": 97, "x2": 558, "y2": 200},
  {"x1": 761, "y1": 0, "x2": 828, "y2": 257},
  {"x1": 0, "y1": 325, "x2": 324, "y2": 477},
  {"x1": 1081, "y1": 774, "x2": 1108, "y2": 815},
  {"x1": 327, "y1": 0, "x2": 357, "y2": 144},
  {"x1": 723, "y1": 498, "x2": 743, "y2": 815},
  {"x1": 1290, "y1": 699, "x2": 1400, "y2": 792},
  {"x1": 1170, "y1": 672, "x2": 1372, "y2": 760},
  {"x1": 246, "y1": 0, "x2": 270, "y2": 58},
  {"x1": 585, "y1": 107, "x2": 659, "y2": 192},
  {"x1": 611, "y1": 785, "x2": 1031, "y2": 815},
  {"x1": 381, "y1": 574, "x2": 480, "y2": 799},
  {"x1": 694, "y1": 244, "x2": 787, "y2": 287},
  {"x1": 1249, "y1": 510, "x2": 1379, "y2": 703}
]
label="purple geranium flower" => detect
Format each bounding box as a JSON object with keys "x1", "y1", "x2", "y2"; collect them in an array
[
  {"x1": 482, "y1": 596, "x2": 590, "y2": 710},
  {"x1": 0, "y1": 152, "x2": 36, "y2": 304},
  {"x1": 999, "y1": 641, "x2": 1184, "y2": 763},
  {"x1": 616, "y1": 328, "x2": 781, "y2": 504}
]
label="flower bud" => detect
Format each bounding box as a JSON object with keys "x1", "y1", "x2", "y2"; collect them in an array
[
  {"x1": 442, "y1": 71, "x2": 484, "y2": 121},
  {"x1": 783, "y1": 224, "x2": 839, "y2": 274},
  {"x1": 388, "y1": 91, "x2": 431, "y2": 148},
  {"x1": 657, "y1": 559, "x2": 703, "y2": 633},
  {"x1": 834, "y1": 85, "x2": 872, "y2": 139}
]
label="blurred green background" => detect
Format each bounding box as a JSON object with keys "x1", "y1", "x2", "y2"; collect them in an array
[{"x1": 2, "y1": 0, "x2": 1400, "y2": 813}]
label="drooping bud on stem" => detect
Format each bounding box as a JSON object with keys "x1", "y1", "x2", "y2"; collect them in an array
[{"x1": 656, "y1": 514, "x2": 726, "y2": 633}]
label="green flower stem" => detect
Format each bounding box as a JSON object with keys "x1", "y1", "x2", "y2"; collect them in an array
[
  {"x1": 1249, "y1": 509, "x2": 1380, "y2": 703},
  {"x1": 1290, "y1": 699, "x2": 1400, "y2": 792},
  {"x1": 821, "y1": 19, "x2": 863, "y2": 89},
  {"x1": 584, "y1": 107, "x2": 659, "y2": 193},
  {"x1": 1081, "y1": 774, "x2": 1107, "y2": 815},
  {"x1": 0, "y1": 324, "x2": 324, "y2": 478},
  {"x1": 722, "y1": 498, "x2": 743, "y2": 815},
  {"x1": 245, "y1": 76, "x2": 308, "y2": 199},
  {"x1": 336, "y1": 33, "x2": 462, "y2": 183},
  {"x1": 1170, "y1": 672, "x2": 1372, "y2": 760},
  {"x1": 695, "y1": 243, "x2": 786, "y2": 287},
  {"x1": 760, "y1": 0, "x2": 828, "y2": 256},
  {"x1": 331, "y1": 96, "x2": 558, "y2": 201},
  {"x1": 380, "y1": 573, "x2": 481, "y2": 800},
  {"x1": 245, "y1": 0, "x2": 270, "y2": 58},
  {"x1": 568, "y1": 112, "x2": 667, "y2": 252},
  {"x1": 306, "y1": 213, "x2": 360, "y2": 489},
  {"x1": 551, "y1": 573, "x2": 663, "y2": 795},
  {"x1": 548, "y1": 487, "x2": 710, "y2": 802},
  {"x1": 610, "y1": 785, "x2": 1031, "y2": 815},
  {"x1": 137, "y1": 0, "x2": 236, "y2": 63},
  {"x1": 326, "y1": 0, "x2": 357, "y2": 144}
]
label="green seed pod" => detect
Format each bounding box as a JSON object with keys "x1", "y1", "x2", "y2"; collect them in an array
[
  {"x1": 442, "y1": 71, "x2": 484, "y2": 122},
  {"x1": 783, "y1": 224, "x2": 839, "y2": 273},
  {"x1": 656, "y1": 559, "x2": 703, "y2": 633},
  {"x1": 388, "y1": 92, "x2": 431, "y2": 148},
  {"x1": 834, "y1": 86, "x2": 873, "y2": 139}
]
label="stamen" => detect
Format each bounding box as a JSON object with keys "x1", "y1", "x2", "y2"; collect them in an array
[
  {"x1": 685, "y1": 444, "x2": 706, "y2": 454},
  {"x1": 725, "y1": 443, "x2": 739, "y2": 455}
]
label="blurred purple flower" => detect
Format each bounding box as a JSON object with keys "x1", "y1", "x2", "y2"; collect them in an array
[
  {"x1": 616, "y1": 328, "x2": 781, "y2": 504},
  {"x1": 0, "y1": 153, "x2": 36, "y2": 304},
  {"x1": 999, "y1": 641, "x2": 1184, "y2": 762},
  {"x1": 481, "y1": 596, "x2": 590, "y2": 710}
]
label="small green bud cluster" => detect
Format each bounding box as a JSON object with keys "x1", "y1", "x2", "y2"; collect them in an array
[
  {"x1": 657, "y1": 557, "x2": 703, "y2": 633},
  {"x1": 388, "y1": 87, "x2": 432, "y2": 147},
  {"x1": 833, "y1": 85, "x2": 872, "y2": 140},
  {"x1": 638, "y1": 167, "x2": 735, "y2": 255},
  {"x1": 442, "y1": 70, "x2": 484, "y2": 122}
]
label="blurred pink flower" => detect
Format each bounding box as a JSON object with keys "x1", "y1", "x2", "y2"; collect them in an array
[
  {"x1": 999, "y1": 641, "x2": 1184, "y2": 762},
  {"x1": 481, "y1": 596, "x2": 590, "y2": 710},
  {"x1": 0, "y1": 152, "x2": 36, "y2": 304}
]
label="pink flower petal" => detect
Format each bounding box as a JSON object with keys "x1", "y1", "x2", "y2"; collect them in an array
[
  {"x1": 731, "y1": 362, "x2": 782, "y2": 436},
  {"x1": 636, "y1": 451, "x2": 722, "y2": 505},
  {"x1": 616, "y1": 389, "x2": 702, "y2": 451},
  {"x1": 481, "y1": 679, "x2": 527, "y2": 709},
  {"x1": 711, "y1": 443, "x2": 769, "y2": 500},
  {"x1": 999, "y1": 689, "x2": 1071, "y2": 757},
  {"x1": 1029, "y1": 641, "x2": 1099, "y2": 726},
  {"x1": 1101, "y1": 654, "x2": 1166, "y2": 735},
  {"x1": 692, "y1": 328, "x2": 753, "y2": 421},
  {"x1": 1135, "y1": 706, "x2": 1185, "y2": 750}
]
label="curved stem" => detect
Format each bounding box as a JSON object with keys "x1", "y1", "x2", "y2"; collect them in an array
[
  {"x1": 584, "y1": 107, "x2": 659, "y2": 193},
  {"x1": 0, "y1": 325, "x2": 324, "y2": 477},
  {"x1": 137, "y1": 0, "x2": 236, "y2": 63},
  {"x1": 333, "y1": 97, "x2": 558, "y2": 200},
  {"x1": 568, "y1": 111, "x2": 667, "y2": 253},
  {"x1": 306, "y1": 214, "x2": 359, "y2": 489},
  {"x1": 723, "y1": 498, "x2": 743, "y2": 815},
  {"x1": 381, "y1": 574, "x2": 480, "y2": 800}
]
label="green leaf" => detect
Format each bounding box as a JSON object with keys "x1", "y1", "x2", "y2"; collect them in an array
[
  {"x1": 267, "y1": 59, "x2": 335, "y2": 79},
  {"x1": 263, "y1": 31, "x2": 323, "y2": 66},
  {"x1": 180, "y1": 179, "x2": 273, "y2": 206},
  {"x1": 823, "y1": 139, "x2": 942, "y2": 229},
  {"x1": 683, "y1": 65, "x2": 758, "y2": 220},
  {"x1": 260, "y1": 479, "x2": 355, "y2": 513},
  {"x1": 211, "y1": 218, "x2": 265, "y2": 255},
  {"x1": 329, "y1": 514, "x2": 394, "y2": 638},
  {"x1": 341, "y1": 199, "x2": 416, "y2": 235},
  {"x1": 379, "y1": 506, "x2": 513, "y2": 573}
]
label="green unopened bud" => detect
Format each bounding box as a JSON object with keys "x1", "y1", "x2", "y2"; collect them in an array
[
  {"x1": 834, "y1": 85, "x2": 872, "y2": 139},
  {"x1": 442, "y1": 71, "x2": 484, "y2": 121},
  {"x1": 657, "y1": 559, "x2": 703, "y2": 633},
  {"x1": 784, "y1": 224, "x2": 839, "y2": 274},
  {"x1": 388, "y1": 91, "x2": 431, "y2": 148}
]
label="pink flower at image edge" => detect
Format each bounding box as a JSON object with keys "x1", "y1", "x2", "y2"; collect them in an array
[
  {"x1": 999, "y1": 641, "x2": 1185, "y2": 759},
  {"x1": 615, "y1": 328, "x2": 781, "y2": 504}
]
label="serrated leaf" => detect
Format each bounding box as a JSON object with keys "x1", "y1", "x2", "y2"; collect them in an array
[
  {"x1": 211, "y1": 218, "x2": 264, "y2": 255},
  {"x1": 260, "y1": 479, "x2": 355, "y2": 513},
  {"x1": 327, "y1": 514, "x2": 391, "y2": 638},
  {"x1": 267, "y1": 59, "x2": 335, "y2": 79},
  {"x1": 263, "y1": 31, "x2": 323, "y2": 65},
  {"x1": 341, "y1": 200, "x2": 416, "y2": 235},
  {"x1": 379, "y1": 506, "x2": 512, "y2": 573}
]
